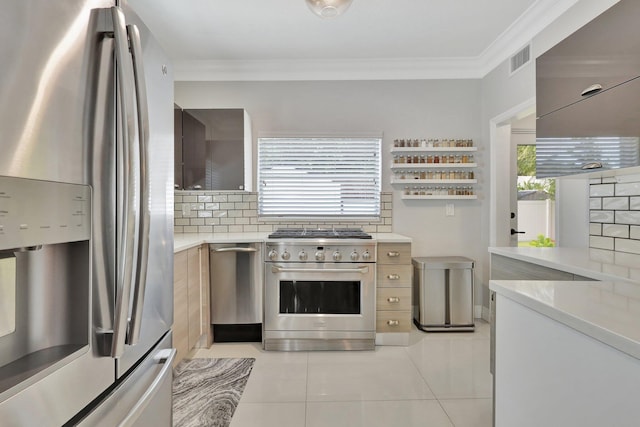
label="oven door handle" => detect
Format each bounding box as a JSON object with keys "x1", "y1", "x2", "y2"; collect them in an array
[{"x1": 270, "y1": 265, "x2": 370, "y2": 274}]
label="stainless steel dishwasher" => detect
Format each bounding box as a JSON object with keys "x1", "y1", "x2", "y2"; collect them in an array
[{"x1": 209, "y1": 243, "x2": 262, "y2": 342}]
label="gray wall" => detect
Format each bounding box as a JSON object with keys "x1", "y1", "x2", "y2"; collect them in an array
[
  {"x1": 175, "y1": 79, "x2": 487, "y2": 310},
  {"x1": 174, "y1": 0, "x2": 623, "y2": 315}
]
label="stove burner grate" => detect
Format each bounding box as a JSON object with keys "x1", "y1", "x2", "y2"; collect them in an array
[{"x1": 268, "y1": 228, "x2": 372, "y2": 239}]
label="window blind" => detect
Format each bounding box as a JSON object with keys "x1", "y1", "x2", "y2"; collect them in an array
[
  {"x1": 535, "y1": 137, "x2": 640, "y2": 178},
  {"x1": 258, "y1": 137, "x2": 381, "y2": 217}
]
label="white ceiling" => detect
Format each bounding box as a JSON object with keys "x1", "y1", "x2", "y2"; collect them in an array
[{"x1": 130, "y1": 0, "x2": 579, "y2": 81}]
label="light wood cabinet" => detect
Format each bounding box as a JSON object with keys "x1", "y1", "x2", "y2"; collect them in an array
[
  {"x1": 173, "y1": 250, "x2": 189, "y2": 364},
  {"x1": 173, "y1": 245, "x2": 210, "y2": 365},
  {"x1": 376, "y1": 242, "x2": 412, "y2": 341}
]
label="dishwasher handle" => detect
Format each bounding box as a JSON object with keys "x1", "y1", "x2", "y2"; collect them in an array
[{"x1": 210, "y1": 247, "x2": 258, "y2": 253}]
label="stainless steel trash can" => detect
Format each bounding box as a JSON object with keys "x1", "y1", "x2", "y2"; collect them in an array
[{"x1": 412, "y1": 256, "x2": 474, "y2": 332}]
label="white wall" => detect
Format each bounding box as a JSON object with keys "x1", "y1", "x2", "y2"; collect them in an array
[{"x1": 175, "y1": 79, "x2": 487, "y2": 308}]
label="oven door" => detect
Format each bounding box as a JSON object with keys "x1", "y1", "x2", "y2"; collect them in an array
[{"x1": 264, "y1": 263, "x2": 375, "y2": 335}]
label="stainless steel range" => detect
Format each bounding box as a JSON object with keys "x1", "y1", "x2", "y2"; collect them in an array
[{"x1": 264, "y1": 228, "x2": 376, "y2": 351}]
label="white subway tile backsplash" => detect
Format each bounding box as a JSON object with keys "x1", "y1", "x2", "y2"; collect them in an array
[
  {"x1": 602, "y1": 177, "x2": 617, "y2": 184},
  {"x1": 589, "y1": 198, "x2": 602, "y2": 210},
  {"x1": 614, "y1": 173, "x2": 640, "y2": 183},
  {"x1": 615, "y1": 182, "x2": 640, "y2": 196},
  {"x1": 615, "y1": 211, "x2": 640, "y2": 225},
  {"x1": 589, "y1": 178, "x2": 602, "y2": 184},
  {"x1": 631, "y1": 226, "x2": 640, "y2": 240},
  {"x1": 590, "y1": 236, "x2": 614, "y2": 250},
  {"x1": 589, "y1": 210, "x2": 614, "y2": 223},
  {"x1": 602, "y1": 197, "x2": 629, "y2": 210},
  {"x1": 631, "y1": 197, "x2": 640, "y2": 210},
  {"x1": 589, "y1": 223, "x2": 602, "y2": 236},
  {"x1": 175, "y1": 191, "x2": 393, "y2": 233},
  {"x1": 590, "y1": 184, "x2": 614, "y2": 197},
  {"x1": 602, "y1": 224, "x2": 629, "y2": 238},
  {"x1": 615, "y1": 238, "x2": 640, "y2": 255}
]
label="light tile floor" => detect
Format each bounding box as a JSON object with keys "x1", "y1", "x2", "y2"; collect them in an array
[{"x1": 192, "y1": 321, "x2": 493, "y2": 427}]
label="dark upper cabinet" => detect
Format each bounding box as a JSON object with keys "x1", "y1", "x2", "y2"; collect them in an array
[
  {"x1": 535, "y1": 0, "x2": 640, "y2": 177},
  {"x1": 174, "y1": 108, "x2": 252, "y2": 191},
  {"x1": 174, "y1": 104, "x2": 183, "y2": 190},
  {"x1": 536, "y1": 0, "x2": 640, "y2": 120}
]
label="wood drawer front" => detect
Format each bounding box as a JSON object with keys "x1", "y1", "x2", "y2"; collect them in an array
[
  {"x1": 377, "y1": 288, "x2": 411, "y2": 311},
  {"x1": 377, "y1": 265, "x2": 412, "y2": 287},
  {"x1": 376, "y1": 310, "x2": 412, "y2": 333},
  {"x1": 378, "y1": 243, "x2": 411, "y2": 265}
]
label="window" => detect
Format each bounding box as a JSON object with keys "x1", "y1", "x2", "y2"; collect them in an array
[{"x1": 258, "y1": 137, "x2": 381, "y2": 218}]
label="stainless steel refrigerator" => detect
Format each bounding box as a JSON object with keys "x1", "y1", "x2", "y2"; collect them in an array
[{"x1": 0, "y1": 1, "x2": 175, "y2": 425}]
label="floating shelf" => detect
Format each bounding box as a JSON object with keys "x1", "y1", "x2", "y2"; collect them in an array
[
  {"x1": 391, "y1": 163, "x2": 477, "y2": 169},
  {"x1": 401, "y1": 195, "x2": 478, "y2": 200},
  {"x1": 391, "y1": 147, "x2": 477, "y2": 153},
  {"x1": 390, "y1": 178, "x2": 477, "y2": 185}
]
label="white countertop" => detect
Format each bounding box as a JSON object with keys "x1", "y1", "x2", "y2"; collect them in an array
[
  {"x1": 490, "y1": 279, "x2": 640, "y2": 360},
  {"x1": 174, "y1": 232, "x2": 412, "y2": 253},
  {"x1": 489, "y1": 246, "x2": 640, "y2": 284}
]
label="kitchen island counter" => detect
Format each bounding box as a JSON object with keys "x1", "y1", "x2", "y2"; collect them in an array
[
  {"x1": 489, "y1": 246, "x2": 640, "y2": 284},
  {"x1": 490, "y1": 279, "x2": 640, "y2": 426}
]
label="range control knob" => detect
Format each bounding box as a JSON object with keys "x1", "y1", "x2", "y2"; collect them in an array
[
  {"x1": 315, "y1": 251, "x2": 325, "y2": 261},
  {"x1": 268, "y1": 249, "x2": 278, "y2": 261},
  {"x1": 281, "y1": 250, "x2": 291, "y2": 260},
  {"x1": 350, "y1": 251, "x2": 359, "y2": 261},
  {"x1": 362, "y1": 250, "x2": 371, "y2": 261},
  {"x1": 333, "y1": 251, "x2": 342, "y2": 261},
  {"x1": 298, "y1": 250, "x2": 308, "y2": 261}
]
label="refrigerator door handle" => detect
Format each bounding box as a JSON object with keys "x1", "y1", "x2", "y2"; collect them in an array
[
  {"x1": 127, "y1": 23, "x2": 151, "y2": 346},
  {"x1": 119, "y1": 349, "x2": 177, "y2": 425},
  {"x1": 111, "y1": 6, "x2": 139, "y2": 358}
]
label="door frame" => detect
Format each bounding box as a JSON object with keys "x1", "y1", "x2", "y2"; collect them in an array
[{"x1": 489, "y1": 97, "x2": 536, "y2": 247}]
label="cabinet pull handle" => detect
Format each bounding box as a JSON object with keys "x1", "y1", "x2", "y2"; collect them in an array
[
  {"x1": 387, "y1": 274, "x2": 400, "y2": 280},
  {"x1": 581, "y1": 83, "x2": 603, "y2": 97},
  {"x1": 387, "y1": 251, "x2": 400, "y2": 257},
  {"x1": 387, "y1": 320, "x2": 400, "y2": 327},
  {"x1": 387, "y1": 297, "x2": 400, "y2": 303},
  {"x1": 581, "y1": 162, "x2": 603, "y2": 170}
]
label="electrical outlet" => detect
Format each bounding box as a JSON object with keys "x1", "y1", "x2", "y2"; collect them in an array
[{"x1": 446, "y1": 203, "x2": 454, "y2": 216}]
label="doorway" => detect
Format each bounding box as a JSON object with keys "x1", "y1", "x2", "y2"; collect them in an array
[{"x1": 512, "y1": 117, "x2": 556, "y2": 247}]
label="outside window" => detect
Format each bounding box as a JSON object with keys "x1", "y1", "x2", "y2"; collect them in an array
[{"x1": 258, "y1": 137, "x2": 381, "y2": 218}]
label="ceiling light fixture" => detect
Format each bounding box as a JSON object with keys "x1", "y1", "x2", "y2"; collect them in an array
[{"x1": 305, "y1": 0, "x2": 354, "y2": 18}]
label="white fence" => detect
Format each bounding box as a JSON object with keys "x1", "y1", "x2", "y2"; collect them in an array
[{"x1": 518, "y1": 200, "x2": 556, "y2": 243}]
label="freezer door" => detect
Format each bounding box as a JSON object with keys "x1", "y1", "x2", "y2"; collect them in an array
[
  {"x1": 113, "y1": 2, "x2": 174, "y2": 378},
  {"x1": 76, "y1": 332, "x2": 175, "y2": 427}
]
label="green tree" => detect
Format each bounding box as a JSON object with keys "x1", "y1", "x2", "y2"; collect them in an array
[
  {"x1": 517, "y1": 145, "x2": 536, "y2": 176},
  {"x1": 517, "y1": 145, "x2": 555, "y2": 200}
]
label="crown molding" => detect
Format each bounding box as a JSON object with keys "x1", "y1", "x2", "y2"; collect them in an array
[
  {"x1": 174, "y1": 0, "x2": 580, "y2": 82},
  {"x1": 174, "y1": 57, "x2": 482, "y2": 81}
]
